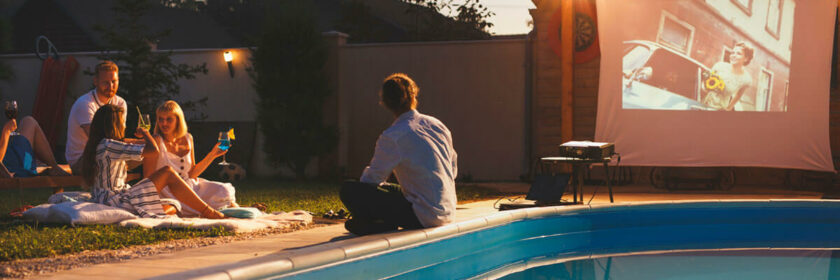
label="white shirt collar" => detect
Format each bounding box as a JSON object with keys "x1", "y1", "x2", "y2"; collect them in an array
[{"x1": 393, "y1": 109, "x2": 418, "y2": 125}]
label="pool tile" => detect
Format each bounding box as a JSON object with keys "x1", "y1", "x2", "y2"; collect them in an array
[
  {"x1": 225, "y1": 258, "x2": 292, "y2": 280},
  {"x1": 288, "y1": 248, "x2": 346, "y2": 271},
  {"x1": 767, "y1": 199, "x2": 838, "y2": 207},
  {"x1": 457, "y1": 217, "x2": 489, "y2": 233},
  {"x1": 183, "y1": 271, "x2": 232, "y2": 280},
  {"x1": 424, "y1": 224, "x2": 459, "y2": 240},
  {"x1": 524, "y1": 207, "x2": 558, "y2": 219},
  {"x1": 507, "y1": 209, "x2": 529, "y2": 220},
  {"x1": 483, "y1": 212, "x2": 513, "y2": 226},
  {"x1": 342, "y1": 238, "x2": 390, "y2": 259},
  {"x1": 384, "y1": 230, "x2": 429, "y2": 249},
  {"x1": 555, "y1": 205, "x2": 591, "y2": 214}
]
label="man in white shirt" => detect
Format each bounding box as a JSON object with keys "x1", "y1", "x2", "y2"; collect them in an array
[
  {"x1": 66, "y1": 61, "x2": 127, "y2": 174},
  {"x1": 340, "y1": 73, "x2": 458, "y2": 235}
]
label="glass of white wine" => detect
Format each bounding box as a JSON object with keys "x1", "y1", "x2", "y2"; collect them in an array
[{"x1": 138, "y1": 114, "x2": 151, "y2": 131}]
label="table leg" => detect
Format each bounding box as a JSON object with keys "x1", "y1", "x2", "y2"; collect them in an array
[
  {"x1": 578, "y1": 165, "x2": 584, "y2": 203},
  {"x1": 605, "y1": 162, "x2": 614, "y2": 203},
  {"x1": 572, "y1": 165, "x2": 578, "y2": 203}
]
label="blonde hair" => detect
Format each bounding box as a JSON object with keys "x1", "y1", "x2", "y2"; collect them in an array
[{"x1": 154, "y1": 100, "x2": 188, "y2": 139}]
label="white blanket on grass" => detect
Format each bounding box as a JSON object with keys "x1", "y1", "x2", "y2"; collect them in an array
[
  {"x1": 120, "y1": 211, "x2": 312, "y2": 233},
  {"x1": 23, "y1": 201, "x2": 312, "y2": 233}
]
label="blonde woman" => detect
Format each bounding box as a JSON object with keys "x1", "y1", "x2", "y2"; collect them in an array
[{"x1": 143, "y1": 101, "x2": 237, "y2": 217}]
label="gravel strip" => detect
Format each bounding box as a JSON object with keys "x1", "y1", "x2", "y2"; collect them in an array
[{"x1": 1, "y1": 220, "x2": 340, "y2": 279}]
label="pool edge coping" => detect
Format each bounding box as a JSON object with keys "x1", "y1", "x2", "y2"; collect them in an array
[{"x1": 173, "y1": 199, "x2": 840, "y2": 280}]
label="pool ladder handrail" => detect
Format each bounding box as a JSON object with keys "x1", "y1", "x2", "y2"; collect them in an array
[{"x1": 35, "y1": 35, "x2": 60, "y2": 61}]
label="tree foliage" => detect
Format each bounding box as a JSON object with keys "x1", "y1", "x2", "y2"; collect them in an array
[
  {"x1": 249, "y1": 1, "x2": 338, "y2": 180},
  {"x1": 92, "y1": 0, "x2": 208, "y2": 121},
  {"x1": 402, "y1": 0, "x2": 495, "y2": 41}
]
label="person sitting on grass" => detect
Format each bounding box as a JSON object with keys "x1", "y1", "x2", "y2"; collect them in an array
[
  {"x1": 81, "y1": 104, "x2": 224, "y2": 219},
  {"x1": 340, "y1": 73, "x2": 458, "y2": 235},
  {"x1": 1, "y1": 116, "x2": 71, "y2": 178},
  {"x1": 143, "y1": 100, "x2": 238, "y2": 217}
]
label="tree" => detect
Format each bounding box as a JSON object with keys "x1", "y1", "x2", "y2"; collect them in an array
[
  {"x1": 249, "y1": 1, "x2": 338, "y2": 180},
  {"x1": 91, "y1": 0, "x2": 208, "y2": 121},
  {"x1": 402, "y1": 0, "x2": 495, "y2": 41},
  {"x1": 159, "y1": 0, "x2": 206, "y2": 11}
]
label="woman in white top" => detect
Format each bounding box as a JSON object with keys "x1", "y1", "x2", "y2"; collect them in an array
[
  {"x1": 703, "y1": 41, "x2": 754, "y2": 111},
  {"x1": 81, "y1": 104, "x2": 224, "y2": 219},
  {"x1": 142, "y1": 101, "x2": 237, "y2": 217}
]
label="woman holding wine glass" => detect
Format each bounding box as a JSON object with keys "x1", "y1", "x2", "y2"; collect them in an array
[
  {"x1": 0, "y1": 100, "x2": 71, "y2": 178},
  {"x1": 142, "y1": 100, "x2": 237, "y2": 217}
]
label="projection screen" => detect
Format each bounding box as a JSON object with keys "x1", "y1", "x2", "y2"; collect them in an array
[{"x1": 594, "y1": 0, "x2": 836, "y2": 171}]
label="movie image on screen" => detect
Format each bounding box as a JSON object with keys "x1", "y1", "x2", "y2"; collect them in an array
[{"x1": 622, "y1": 0, "x2": 795, "y2": 112}]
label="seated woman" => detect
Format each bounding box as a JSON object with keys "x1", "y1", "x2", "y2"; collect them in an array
[
  {"x1": 0, "y1": 116, "x2": 71, "y2": 178},
  {"x1": 143, "y1": 100, "x2": 237, "y2": 217},
  {"x1": 81, "y1": 104, "x2": 224, "y2": 219}
]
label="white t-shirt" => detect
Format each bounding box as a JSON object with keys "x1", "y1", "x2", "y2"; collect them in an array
[
  {"x1": 65, "y1": 90, "x2": 127, "y2": 165},
  {"x1": 360, "y1": 110, "x2": 458, "y2": 227}
]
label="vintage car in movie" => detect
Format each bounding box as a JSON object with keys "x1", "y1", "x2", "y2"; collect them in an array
[{"x1": 622, "y1": 40, "x2": 714, "y2": 110}]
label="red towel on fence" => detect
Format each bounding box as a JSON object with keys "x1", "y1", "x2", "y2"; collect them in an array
[{"x1": 32, "y1": 56, "x2": 78, "y2": 149}]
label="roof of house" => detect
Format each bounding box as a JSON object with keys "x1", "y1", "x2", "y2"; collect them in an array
[
  {"x1": 4, "y1": 0, "x2": 240, "y2": 54},
  {"x1": 1, "y1": 0, "x2": 495, "y2": 54}
]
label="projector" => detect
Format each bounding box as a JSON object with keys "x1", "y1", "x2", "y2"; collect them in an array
[{"x1": 559, "y1": 141, "x2": 615, "y2": 159}]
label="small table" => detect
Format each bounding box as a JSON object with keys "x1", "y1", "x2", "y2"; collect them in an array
[{"x1": 540, "y1": 156, "x2": 614, "y2": 203}]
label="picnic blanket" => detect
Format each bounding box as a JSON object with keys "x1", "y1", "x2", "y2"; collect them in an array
[
  {"x1": 120, "y1": 211, "x2": 311, "y2": 233},
  {"x1": 22, "y1": 192, "x2": 312, "y2": 233}
]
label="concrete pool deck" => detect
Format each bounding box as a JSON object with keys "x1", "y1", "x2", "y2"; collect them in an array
[{"x1": 33, "y1": 183, "x2": 827, "y2": 279}]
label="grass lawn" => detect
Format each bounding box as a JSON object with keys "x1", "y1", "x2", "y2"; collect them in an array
[{"x1": 0, "y1": 178, "x2": 516, "y2": 261}]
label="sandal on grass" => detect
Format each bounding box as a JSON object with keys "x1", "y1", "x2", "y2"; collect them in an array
[{"x1": 9, "y1": 205, "x2": 34, "y2": 217}]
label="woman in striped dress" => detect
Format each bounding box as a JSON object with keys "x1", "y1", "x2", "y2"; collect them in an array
[{"x1": 81, "y1": 104, "x2": 224, "y2": 219}]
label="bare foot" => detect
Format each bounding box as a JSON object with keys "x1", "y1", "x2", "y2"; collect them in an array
[
  {"x1": 0, "y1": 164, "x2": 13, "y2": 178},
  {"x1": 201, "y1": 206, "x2": 226, "y2": 219},
  {"x1": 163, "y1": 205, "x2": 178, "y2": 216}
]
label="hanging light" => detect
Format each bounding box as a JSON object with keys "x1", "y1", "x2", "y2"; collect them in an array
[{"x1": 223, "y1": 51, "x2": 234, "y2": 78}]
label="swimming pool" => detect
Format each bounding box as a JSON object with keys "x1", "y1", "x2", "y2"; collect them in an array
[{"x1": 229, "y1": 200, "x2": 840, "y2": 279}]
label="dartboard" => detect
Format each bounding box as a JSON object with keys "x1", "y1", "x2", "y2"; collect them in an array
[{"x1": 575, "y1": 12, "x2": 596, "y2": 52}]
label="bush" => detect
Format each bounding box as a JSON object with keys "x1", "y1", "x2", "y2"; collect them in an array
[
  {"x1": 92, "y1": 0, "x2": 208, "y2": 121},
  {"x1": 249, "y1": 1, "x2": 338, "y2": 180}
]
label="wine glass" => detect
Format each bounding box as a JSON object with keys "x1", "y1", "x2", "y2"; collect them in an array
[
  {"x1": 218, "y1": 131, "x2": 231, "y2": 165},
  {"x1": 5, "y1": 101, "x2": 19, "y2": 136},
  {"x1": 138, "y1": 114, "x2": 151, "y2": 131}
]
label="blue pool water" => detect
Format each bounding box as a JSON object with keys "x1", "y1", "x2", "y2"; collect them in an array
[
  {"x1": 272, "y1": 201, "x2": 840, "y2": 279},
  {"x1": 498, "y1": 249, "x2": 838, "y2": 279}
]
